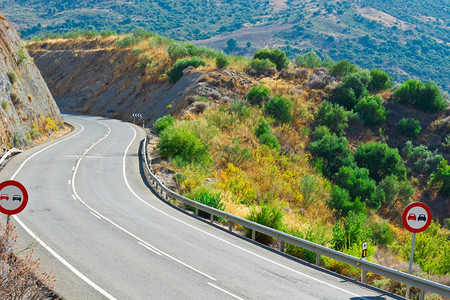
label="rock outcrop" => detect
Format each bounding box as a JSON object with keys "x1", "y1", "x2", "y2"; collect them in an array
[{"x1": 0, "y1": 15, "x2": 62, "y2": 148}]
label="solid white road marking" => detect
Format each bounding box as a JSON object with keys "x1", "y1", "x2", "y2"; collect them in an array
[
  {"x1": 207, "y1": 282, "x2": 245, "y2": 300},
  {"x1": 90, "y1": 211, "x2": 102, "y2": 220},
  {"x1": 138, "y1": 241, "x2": 163, "y2": 256},
  {"x1": 11, "y1": 119, "x2": 117, "y2": 300}
]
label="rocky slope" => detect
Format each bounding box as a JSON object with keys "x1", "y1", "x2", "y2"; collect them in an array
[
  {"x1": 27, "y1": 38, "x2": 255, "y2": 126},
  {"x1": 0, "y1": 15, "x2": 62, "y2": 149}
]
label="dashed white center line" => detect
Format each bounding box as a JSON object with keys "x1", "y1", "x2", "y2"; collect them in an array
[{"x1": 207, "y1": 282, "x2": 244, "y2": 300}]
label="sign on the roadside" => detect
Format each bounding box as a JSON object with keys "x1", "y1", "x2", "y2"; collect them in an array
[
  {"x1": 402, "y1": 202, "x2": 432, "y2": 233},
  {"x1": 0, "y1": 180, "x2": 28, "y2": 215}
]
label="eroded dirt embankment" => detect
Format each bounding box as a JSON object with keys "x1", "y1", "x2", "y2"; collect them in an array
[{"x1": 27, "y1": 39, "x2": 254, "y2": 125}]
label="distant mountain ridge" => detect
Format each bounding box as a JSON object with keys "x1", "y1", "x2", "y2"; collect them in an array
[{"x1": 1, "y1": 0, "x2": 449, "y2": 91}]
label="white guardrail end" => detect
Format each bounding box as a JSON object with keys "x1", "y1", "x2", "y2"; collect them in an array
[{"x1": 142, "y1": 136, "x2": 450, "y2": 298}]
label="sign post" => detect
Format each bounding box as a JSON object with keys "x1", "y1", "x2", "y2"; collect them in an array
[
  {"x1": 0, "y1": 180, "x2": 29, "y2": 225},
  {"x1": 402, "y1": 202, "x2": 432, "y2": 299},
  {"x1": 361, "y1": 242, "x2": 367, "y2": 283}
]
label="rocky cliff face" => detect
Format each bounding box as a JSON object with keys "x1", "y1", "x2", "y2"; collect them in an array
[
  {"x1": 27, "y1": 38, "x2": 255, "y2": 126},
  {"x1": 0, "y1": 15, "x2": 62, "y2": 148}
]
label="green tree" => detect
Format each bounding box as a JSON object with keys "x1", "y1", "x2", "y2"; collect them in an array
[
  {"x1": 354, "y1": 94, "x2": 386, "y2": 126},
  {"x1": 254, "y1": 49, "x2": 289, "y2": 71},
  {"x1": 264, "y1": 95, "x2": 293, "y2": 123},
  {"x1": 226, "y1": 38, "x2": 238, "y2": 52},
  {"x1": 247, "y1": 85, "x2": 270, "y2": 106},
  {"x1": 354, "y1": 142, "x2": 406, "y2": 182},
  {"x1": 314, "y1": 101, "x2": 353, "y2": 136},
  {"x1": 166, "y1": 57, "x2": 206, "y2": 83},
  {"x1": 328, "y1": 185, "x2": 366, "y2": 217}
]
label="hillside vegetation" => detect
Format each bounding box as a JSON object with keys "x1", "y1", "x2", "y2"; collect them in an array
[
  {"x1": 2, "y1": 0, "x2": 449, "y2": 93},
  {"x1": 28, "y1": 31, "x2": 449, "y2": 298}
]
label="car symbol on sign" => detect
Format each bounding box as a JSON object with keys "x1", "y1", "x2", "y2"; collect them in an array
[
  {"x1": 418, "y1": 214, "x2": 426, "y2": 222},
  {"x1": 407, "y1": 213, "x2": 416, "y2": 221},
  {"x1": 12, "y1": 195, "x2": 21, "y2": 202},
  {"x1": 0, "y1": 194, "x2": 8, "y2": 201}
]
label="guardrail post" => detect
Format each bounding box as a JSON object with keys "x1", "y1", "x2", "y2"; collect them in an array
[
  {"x1": 228, "y1": 222, "x2": 233, "y2": 232},
  {"x1": 361, "y1": 269, "x2": 367, "y2": 284},
  {"x1": 315, "y1": 253, "x2": 320, "y2": 266},
  {"x1": 280, "y1": 241, "x2": 285, "y2": 253},
  {"x1": 419, "y1": 289, "x2": 424, "y2": 300},
  {"x1": 195, "y1": 207, "x2": 199, "y2": 216},
  {"x1": 210, "y1": 214, "x2": 214, "y2": 223},
  {"x1": 251, "y1": 230, "x2": 256, "y2": 240}
]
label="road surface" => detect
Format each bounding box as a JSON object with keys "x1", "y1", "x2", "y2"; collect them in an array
[{"x1": 0, "y1": 114, "x2": 402, "y2": 299}]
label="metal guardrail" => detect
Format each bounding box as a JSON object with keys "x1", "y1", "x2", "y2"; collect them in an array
[
  {"x1": 0, "y1": 148, "x2": 23, "y2": 166},
  {"x1": 142, "y1": 136, "x2": 450, "y2": 299}
]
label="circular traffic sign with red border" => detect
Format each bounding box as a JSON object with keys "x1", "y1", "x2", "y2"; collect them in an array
[
  {"x1": 0, "y1": 180, "x2": 28, "y2": 215},
  {"x1": 402, "y1": 202, "x2": 432, "y2": 233}
]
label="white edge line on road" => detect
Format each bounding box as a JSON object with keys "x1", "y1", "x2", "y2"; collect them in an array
[
  {"x1": 90, "y1": 211, "x2": 102, "y2": 220},
  {"x1": 10, "y1": 118, "x2": 117, "y2": 300},
  {"x1": 207, "y1": 282, "x2": 245, "y2": 300},
  {"x1": 70, "y1": 122, "x2": 217, "y2": 282},
  {"x1": 138, "y1": 241, "x2": 163, "y2": 256},
  {"x1": 122, "y1": 124, "x2": 368, "y2": 299}
]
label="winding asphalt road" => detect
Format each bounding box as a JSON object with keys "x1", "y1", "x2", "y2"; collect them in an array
[{"x1": 0, "y1": 114, "x2": 402, "y2": 299}]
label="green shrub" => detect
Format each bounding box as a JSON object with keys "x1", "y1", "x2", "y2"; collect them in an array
[
  {"x1": 377, "y1": 175, "x2": 414, "y2": 210},
  {"x1": 286, "y1": 226, "x2": 327, "y2": 263},
  {"x1": 341, "y1": 72, "x2": 370, "y2": 100},
  {"x1": 167, "y1": 43, "x2": 190, "y2": 60},
  {"x1": 329, "y1": 60, "x2": 358, "y2": 78},
  {"x1": 354, "y1": 142, "x2": 406, "y2": 182},
  {"x1": 331, "y1": 85, "x2": 357, "y2": 110},
  {"x1": 309, "y1": 130, "x2": 355, "y2": 177},
  {"x1": 428, "y1": 159, "x2": 450, "y2": 197},
  {"x1": 254, "y1": 48, "x2": 289, "y2": 71},
  {"x1": 153, "y1": 115, "x2": 175, "y2": 135},
  {"x1": 248, "y1": 58, "x2": 276, "y2": 75},
  {"x1": 314, "y1": 101, "x2": 353, "y2": 136},
  {"x1": 6, "y1": 71, "x2": 17, "y2": 84},
  {"x1": 116, "y1": 35, "x2": 141, "y2": 48},
  {"x1": 397, "y1": 118, "x2": 421, "y2": 139},
  {"x1": 299, "y1": 175, "x2": 325, "y2": 208},
  {"x1": 215, "y1": 53, "x2": 229, "y2": 69},
  {"x1": 158, "y1": 125, "x2": 210, "y2": 165},
  {"x1": 131, "y1": 28, "x2": 153, "y2": 39},
  {"x1": 218, "y1": 138, "x2": 252, "y2": 167},
  {"x1": 354, "y1": 94, "x2": 386, "y2": 126},
  {"x1": 100, "y1": 30, "x2": 116, "y2": 37},
  {"x1": 331, "y1": 211, "x2": 371, "y2": 251},
  {"x1": 245, "y1": 204, "x2": 284, "y2": 244},
  {"x1": 295, "y1": 51, "x2": 322, "y2": 68},
  {"x1": 264, "y1": 95, "x2": 293, "y2": 123},
  {"x1": 393, "y1": 79, "x2": 447, "y2": 113},
  {"x1": 229, "y1": 99, "x2": 251, "y2": 118},
  {"x1": 335, "y1": 166, "x2": 382, "y2": 209},
  {"x1": 166, "y1": 57, "x2": 206, "y2": 83},
  {"x1": 247, "y1": 85, "x2": 270, "y2": 106},
  {"x1": 403, "y1": 141, "x2": 443, "y2": 174},
  {"x1": 255, "y1": 119, "x2": 280, "y2": 151},
  {"x1": 191, "y1": 189, "x2": 225, "y2": 219},
  {"x1": 368, "y1": 68, "x2": 393, "y2": 91},
  {"x1": 369, "y1": 221, "x2": 394, "y2": 246}
]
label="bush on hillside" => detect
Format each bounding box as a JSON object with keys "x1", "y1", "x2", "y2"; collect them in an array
[
  {"x1": 354, "y1": 142, "x2": 406, "y2": 182},
  {"x1": 255, "y1": 119, "x2": 280, "y2": 151},
  {"x1": 354, "y1": 94, "x2": 386, "y2": 126},
  {"x1": 264, "y1": 95, "x2": 293, "y2": 123},
  {"x1": 153, "y1": 115, "x2": 175, "y2": 135},
  {"x1": 309, "y1": 129, "x2": 355, "y2": 177},
  {"x1": 245, "y1": 204, "x2": 284, "y2": 244},
  {"x1": 215, "y1": 53, "x2": 229, "y2": 69},
  {"x1": 247, "y1": 58, "x2": 276, "y2": 76},
  {"x1": 254, "y1": 48, "x2": 289, "y2": 71},
  {"x1": 368, "y1": 68, "x2": 393, "y2": 91},
  {"x1": 397, "y1": 118, "x2": 421, "y2": 139},
  {"x1": 329, "y1": 60, "x2": 358, "y2": 78},
  {"x1": 428, "y1": 159, "x2": 450, "y2": 197},
  {"x1": 328, "y1": 185, "x2": 366, "y2": 218},
  {"x1": 314, "y1": 101, "x2": 353, "y2": 136},
  {"x1": 247, "y1": 85, "x2": 270, "y2": 106},
  {"x1": 295, "y1": 51, "x2": 322, "y2": 68},
  {"x1": 393, "y1": 79, "x2": 447, "y2": 113},
  {"x1": 331, "y1": 212, "x2": 371, "y2": 251},
  {"x1": 158, "y1": 125, "x2": 210, "y2": 165},
  {"x1": 403, "y1": 141, "x2": 443, "y2": 174},
  {"x1": 166, "y1": 57, "x2": 206, "y2": 83},
  {"x1": 377, "y1": 175, "x2": 415, "y2": 211}
]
